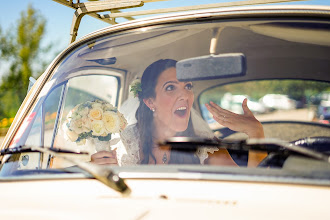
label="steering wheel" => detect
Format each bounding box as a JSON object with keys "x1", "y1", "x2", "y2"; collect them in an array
[{"x1": 257, "y1": 136, "x2": 330, "y2": 168}]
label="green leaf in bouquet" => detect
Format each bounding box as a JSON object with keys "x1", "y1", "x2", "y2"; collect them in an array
[{"x1": 97, "y1": 133, "x2": 111, "y2": 142}]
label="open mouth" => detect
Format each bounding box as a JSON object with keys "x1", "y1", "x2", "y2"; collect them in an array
[{"x1": 174, "y1": 106, "x2": 187, "y2": 118}]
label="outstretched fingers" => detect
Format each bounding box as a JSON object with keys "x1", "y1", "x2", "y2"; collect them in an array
[
  {"x1": 242, "y1": 98, "x2": 254, "y2": 117},
  {"x1": 206, "y1": 102, "x2": 232, "y2": 116},
  {"x1": 205, "y1": 99, "x2": 264, "y2": 138},
  {"x1": 205, "y1": 102, "x2": 232, "y2": 125}
]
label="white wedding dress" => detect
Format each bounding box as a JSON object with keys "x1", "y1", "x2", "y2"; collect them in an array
[{"x1": 114, "y1": 97, "x2": 219, "y2": 166}]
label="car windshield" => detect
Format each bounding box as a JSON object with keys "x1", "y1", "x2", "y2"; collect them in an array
[{"x1": 1, "y1": 12, "x2": 330, "y2": 185}]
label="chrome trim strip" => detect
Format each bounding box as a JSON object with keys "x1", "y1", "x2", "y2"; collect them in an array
[{"x1": 118, "y1": 171, "x2": 330, "y2": 186}]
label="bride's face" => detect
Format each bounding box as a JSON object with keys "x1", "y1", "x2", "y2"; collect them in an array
[{"x1": 148, "y1": 67, "x2": 194, "y2": 134}]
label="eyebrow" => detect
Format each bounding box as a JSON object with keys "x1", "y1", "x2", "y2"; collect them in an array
[{"x1": 162, "y1": 80, "x2": 178, "y2": 88}]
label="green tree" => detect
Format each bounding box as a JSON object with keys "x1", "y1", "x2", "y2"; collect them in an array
[{"x1": 0, "y1": 5, "x2": 51, "y2": 118}]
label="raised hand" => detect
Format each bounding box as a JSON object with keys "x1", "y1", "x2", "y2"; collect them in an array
[
  {"x1": 205, "y1": 98, "x2": 264, "y2": 138},
  {"x1": 91, "y1": 150, "x2": 118, "y2": 165}
]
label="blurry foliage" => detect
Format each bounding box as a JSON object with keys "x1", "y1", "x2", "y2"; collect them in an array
[
  {"x1": 0, "y1": 5, "x2": 53, "y2": 121},
  {"x1": 0, "y1": 117, "x2": 14, "y2": 128}
]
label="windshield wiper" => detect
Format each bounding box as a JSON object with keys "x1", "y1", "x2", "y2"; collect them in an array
[
  {"x1": 247, "y1": 138, "x2": 330, "y2": 163},
  {"x1": 160, "y1": 137, "x2": 330, "y2": 163},
  {"x1": 0, "y1": 146, "x2": 131, "y2": 196},
  {"x1": 0, "y1": 145, "x2": 89, "y2": 155}
]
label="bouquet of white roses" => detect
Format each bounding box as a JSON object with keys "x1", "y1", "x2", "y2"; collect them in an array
[{"x1": 63, "y1": 100, "x2": 127, "y2": 147}]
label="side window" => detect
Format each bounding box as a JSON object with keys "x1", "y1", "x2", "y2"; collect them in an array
[
  {"x1": 63, "y1": 75, "x2": 118, "y2": 110},
  {"x1": 199, "y1": 80, "x2": 330, "y2": 140},
  {"x1": 52, "y1": 75, "x2": 119, "y2": 167},
  {"x1": 6, "y1": 74, "x2": 119, "y2": 170},
  {"x1": 14, "y1": 84, "x2": 64, "y2": 170},
  {"x1": 43, "y1": 85, "x2": 65, "y2": 148}
]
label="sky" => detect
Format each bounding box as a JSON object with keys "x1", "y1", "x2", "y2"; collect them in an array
[{"x1": 0, "y1": 0, "x2": 329, "y2": 79}]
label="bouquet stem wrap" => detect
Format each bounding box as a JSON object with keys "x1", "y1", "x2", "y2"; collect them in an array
[{"x1": 91, "y1": 138, "x2": 111, "y2": 152}]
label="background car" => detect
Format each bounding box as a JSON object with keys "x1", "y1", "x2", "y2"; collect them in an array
[
  {"x1": 259, "y1": 94, "x2": 296, "y2": 110},
  {"x1": 318, "y1": 100, "x2": 330, "y2": 124},
  {"x1": 220, "y1": 93, "x2": 267, "y2": 115},
  {"x1": 310, "y1": 92, "x2": 330, "y2": 105},
  {"x1": 1, "y1": 1, "x2": 330, "y2": 219}
]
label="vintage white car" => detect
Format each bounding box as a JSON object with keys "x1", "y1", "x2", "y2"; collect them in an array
[{"x1": 1, "y1": 1, "x2": 330, "y2": 219}]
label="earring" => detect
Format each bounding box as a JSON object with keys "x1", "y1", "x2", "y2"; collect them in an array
[{"x1": 151, "y1": 108, "x2": 155, "y2": 112}]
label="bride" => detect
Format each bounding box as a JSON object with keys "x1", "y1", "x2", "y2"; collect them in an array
[{"x1": 91, "y1": 59, "x2": 266, "y2": 166}]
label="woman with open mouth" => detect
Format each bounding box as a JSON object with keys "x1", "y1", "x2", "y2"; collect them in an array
[{"x1": 91, "y1": 59, "x2": 266, "y2": 166}]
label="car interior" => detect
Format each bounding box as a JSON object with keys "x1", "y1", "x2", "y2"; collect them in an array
[{"x1": 1, "y1": 15, "x2": 330, "y2": 173}]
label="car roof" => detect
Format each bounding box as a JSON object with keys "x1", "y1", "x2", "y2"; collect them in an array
[{"x1": 47, "y1": 5, "x2": 330, "y2": 95}]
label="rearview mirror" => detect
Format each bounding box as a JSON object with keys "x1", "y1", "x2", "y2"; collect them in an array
[{"x1": 176, "y1": 53, "x2": 246, "y2": 81}]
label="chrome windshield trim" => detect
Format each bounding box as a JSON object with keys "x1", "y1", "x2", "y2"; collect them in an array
[
  {"x1": 79, "y1": 5, "x2": 330, "y2": 43},
  {"x1": 118, "y1": 170, "x2": 330, "y2": 187}
]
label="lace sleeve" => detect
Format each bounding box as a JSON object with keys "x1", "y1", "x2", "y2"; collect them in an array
[
  {"x1": 114, "y1": 125, "x2": 141, "y2": 166},
  {"x1": 115, "y1": 97, "x2": 141, "y2": 166},
  {"x1": 116, "y1": 96, "x2": 218, "y2": 165},
  {"x1": 196, "y1": 147, "x2": 218, "y2": 165}
]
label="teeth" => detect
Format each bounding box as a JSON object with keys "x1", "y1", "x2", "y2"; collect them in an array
[{"x1": 176, "y1": 106, "x2": 187, "y2": 111}]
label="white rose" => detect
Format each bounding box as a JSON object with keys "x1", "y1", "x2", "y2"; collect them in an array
[
  {"x1": 66, "y1": 129, "x2": 79, "y2": 142},
  {"x1": 70, "y1": 118, "x2": 85, "y2": 134},
  {"x1": 81, "y1": 117, "x2": 91, "y2": 131},
  {"x1": 92, "y1": 103, "x2": 103, "y2": 109},
  {"x1": 71, "y1": 112, "x2": 82, "y2": 121},
  {"x1": 88, "y1": 107, "x2": 103, "y2": 120},
  {"x1": 103, "y1": 111, "x2": 120, "y2": 133},
  {"x1": 91, "y1": 120, "x2": 105, "y2": 136},
  {"x1": 79, "y1": 107, "x2": 89, "y2": 117}
]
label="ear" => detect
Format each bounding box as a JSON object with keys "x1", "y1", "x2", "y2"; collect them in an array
[{"x1": 143, "y1": 98, "x2": 155, "y2": 110}]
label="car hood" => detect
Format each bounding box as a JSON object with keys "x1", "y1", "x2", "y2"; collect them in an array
[{"x1": 0, "y1": 178, "x2": 329, "y2": 220}]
